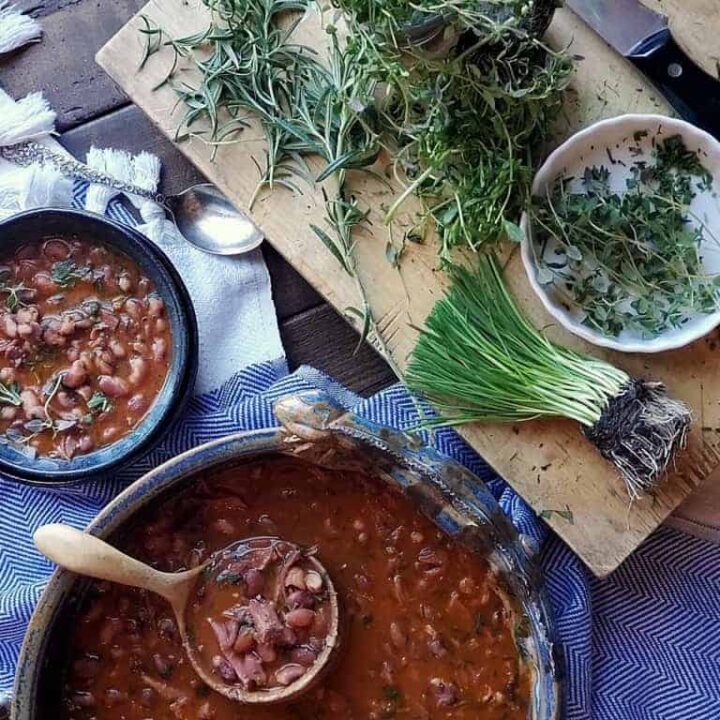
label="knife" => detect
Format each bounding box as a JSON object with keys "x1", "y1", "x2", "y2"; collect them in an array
[{"x1": 566, "y1": 0, "x2": 720, "y2": 138}]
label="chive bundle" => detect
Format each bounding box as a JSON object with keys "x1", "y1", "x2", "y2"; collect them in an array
[{"x1": 406, "y1": 256, "x2": 692, "y2": 497}]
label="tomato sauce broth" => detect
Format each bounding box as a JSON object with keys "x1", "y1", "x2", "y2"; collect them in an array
[
  {"x1": 62, "y1": 458, "x2": 530, "y2": 720},
  {"x1": 0, "y1": 236, "x2": 171, "y2": 458}
]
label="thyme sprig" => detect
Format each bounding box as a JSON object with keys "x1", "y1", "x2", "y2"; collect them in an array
[{"x1": 530, "y1": 134, "x2": 719, "y2": 337}]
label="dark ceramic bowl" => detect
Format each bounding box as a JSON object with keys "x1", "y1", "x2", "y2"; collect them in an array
[
  {"x1": 0, "y1": 208, "x2": 198, "y2": 484},
  {"x1": 9, "y1": 391, "x2": 560, "y2": 719}
]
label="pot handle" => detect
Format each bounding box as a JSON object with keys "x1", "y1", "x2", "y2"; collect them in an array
[{"x1": 273, "y1": 390, "x2": 351, "y2": 440}]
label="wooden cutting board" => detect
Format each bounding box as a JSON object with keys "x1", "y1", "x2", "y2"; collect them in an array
[{"x1": 97, "y1": 0, "x2": 720, "y2": 576}]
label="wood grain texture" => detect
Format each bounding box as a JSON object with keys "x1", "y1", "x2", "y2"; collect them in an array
[
  {"x1": 97, "y1": 0, "x2": 720, "y2": 575},
  {"x1": 0, "y1": 0, "x2": 145, "y2": 130},
  {"x1": 281, "y1": 305, "x2": 396, "y2": 396}
]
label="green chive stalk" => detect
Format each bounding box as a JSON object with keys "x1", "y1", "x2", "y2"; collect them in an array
[{"x1": 406, "y1": 256, "x2": 692, "y2": 498}]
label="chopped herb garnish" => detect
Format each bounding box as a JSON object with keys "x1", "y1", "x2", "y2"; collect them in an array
[
  {"x1": 0, "y1": 381, "x2": 22, "y2": 406},
  {"x1": 51, "y1": 260, "x2": 90, "y2": 288},
  {"x1": 382, "y1": 685, "x2": 402, "y2": 703},
  {"x1": 87, "y1": 392, "x2": 113, "y2": 414},
  {"x1": 0, "y1": 283, "x2": 28, "y2": 312}
]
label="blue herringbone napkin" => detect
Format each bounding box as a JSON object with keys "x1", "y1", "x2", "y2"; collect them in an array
[{"x1": 2, "y1": 362, "x2": 719, "y2": 719}]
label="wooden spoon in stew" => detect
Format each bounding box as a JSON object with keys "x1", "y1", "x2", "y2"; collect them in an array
[{"x1": 34, "y1": 525, "x2": 341, "y2": 705}]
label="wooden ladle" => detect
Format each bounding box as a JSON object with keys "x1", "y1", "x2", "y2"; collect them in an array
[{"x1": 34, "y1": 524, "x2": 341, "y2": 705}]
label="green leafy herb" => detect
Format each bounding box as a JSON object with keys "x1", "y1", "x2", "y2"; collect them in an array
[
  {"x1": 51, "y1": 260, "x2": 90, "y2": 289},
  {"x1": 406, "y1": 255, "x2": 691, "y2": 498},
  {"x1": 87, "y1": 392, "x2": 113, "y2": 414},
  {"x1": 0, "y1": 283, "x2": 28, "y2": 312},
  {"x1": 529, "y1": 134, "x2": 718, "y2": 338}
]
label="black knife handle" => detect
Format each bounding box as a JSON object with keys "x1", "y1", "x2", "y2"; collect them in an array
[{"x1": 628, "y1": 28, "x2": 720, "y2": 139}]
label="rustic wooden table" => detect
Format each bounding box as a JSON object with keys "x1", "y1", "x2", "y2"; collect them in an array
[{"x1": 0, "y1": 0, "x2": 395, "y2": 396}]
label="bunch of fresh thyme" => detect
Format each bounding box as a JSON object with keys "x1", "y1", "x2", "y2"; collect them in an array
[{"x1": 529, "y1": 134, "x2": 718, "y2": 338}]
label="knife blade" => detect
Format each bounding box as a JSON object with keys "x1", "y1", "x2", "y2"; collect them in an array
[{"x1": 566, "y1": 0, "x2": 720, "y2": 138}]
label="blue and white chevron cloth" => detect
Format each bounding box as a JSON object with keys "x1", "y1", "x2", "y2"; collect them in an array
[{"x1": 1, "y1": 205, "x2": 719, "y2": 719}]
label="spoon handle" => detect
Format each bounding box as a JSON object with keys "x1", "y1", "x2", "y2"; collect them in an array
[
  {"x1": 34, "y1": 524, "x2": 180, "y2": 600},
  {"x1": 0, "y1": 141, "x2": 163, "y2": 203}
]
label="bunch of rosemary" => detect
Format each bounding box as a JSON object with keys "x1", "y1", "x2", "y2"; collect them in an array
[
  {"x1": 529, "y1": 134, "x2": 718, "y2": 337},
  {"x1": 335, "y1": 0, "x2": 572, "y2": 257},
  {"x1": 406, "y1": 256, "x2": 691, "y2": 497}
]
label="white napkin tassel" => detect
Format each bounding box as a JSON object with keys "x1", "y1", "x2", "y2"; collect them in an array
[
  {"x1": 0, "y1": 164, "x2": 72, "y2": 219},
  {"x1": 0, "y1": 1, "x2": 41, "y2": 55},
  {"x1": 85, "y1": 146, "x2": 133, "y2": 214},
  {"x1": 0, "y1": 89, "x2": 55, "y2": 146},
  {"x1": 129, "y1": 151, "x2": 167, "y2": 242}
]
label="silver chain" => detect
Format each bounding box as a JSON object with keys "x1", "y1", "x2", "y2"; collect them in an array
[{"x1": 0, "y1": 141, "x2": 164, "y2": 204}]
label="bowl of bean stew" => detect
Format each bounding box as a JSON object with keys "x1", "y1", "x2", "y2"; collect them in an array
[
  {"x1": 10, "y1": 390, "x2": 560, "y2": 720},
  {"x1": 0, "y1": 208, "x2": 197, "y2": 483}
]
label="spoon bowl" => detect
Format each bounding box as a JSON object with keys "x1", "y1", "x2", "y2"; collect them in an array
[
  {"x1": 33, "y1": 524, "x2": 340, "y2": 705},
  {"x1": 165, "y1": 184, "x2": 264, "y2": 256}
]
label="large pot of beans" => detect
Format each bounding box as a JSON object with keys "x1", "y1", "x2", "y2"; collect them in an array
[{"x1": 9, "y1": 390, "x2": 561, "y2": 720}]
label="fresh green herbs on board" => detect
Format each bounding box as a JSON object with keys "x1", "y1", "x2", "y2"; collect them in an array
[
  {"x1": 529, "y1": 134, "x2": 718, "y2": 338},
  {"x1": 139, "y1": 0, "x2": 571, "y2": 263},
  {"x1": 405, "y1": 256, "x2": 691, "y2": 498}
]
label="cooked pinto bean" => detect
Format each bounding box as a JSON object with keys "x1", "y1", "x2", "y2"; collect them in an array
[
  {"x1": 0, "y1": 406, "x2": 17, "y2": 421},
  {"x1": 128, "y1": 357, "x2": 148, "y2": 386},
  {"x1": 98, "y1": 376, "x2": 130, "y2": 399},
  {"x1": 152, "y1": 338, "x2": 168, "y2": 362},
  {"x1": 109, "y1": 339, "x2": 127, "y2": 359},
  {"x1": 21, "y1": 389, "x2": 44, "y2": 420},
  {"x1": 42, "y1": 238, "x2": 72, "y2": 261},
  {"x1": 285, "y1": 609, "x2": 315, "y2": 629},
  {"x1": 63, "y1": 360, "x2": 89, "y2": 389},
  {"x1": 127, "y1": 394, "x2": 148, "y2": 414},
  {"x1": 274, "y1": 664, "x2": 306, "y2": 686},
  {"x1": 2, "y1": 315, "x2": 17, "y2": 339}
]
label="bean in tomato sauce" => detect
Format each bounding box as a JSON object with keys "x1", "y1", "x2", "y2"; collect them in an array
[
  {"x1": 0, "y1": 236, "x2": 171, "y2": 458},
  {"x1": 61, "y1": 459, "x2": 530, "y2": 719},
  {"x1": 189, "y1": 537, "x2": 335, "y2": 692}
]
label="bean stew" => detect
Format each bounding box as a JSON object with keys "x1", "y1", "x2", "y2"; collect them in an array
[
  {"x1": 61, "y1": 458, "x2": 530, "y2": 719},
  {"x1": 189, "y1": 537, "x2": 336, "y2": 693},
  {"x1": 0, "y1": 236, "x2": 171, "y2": 459}
]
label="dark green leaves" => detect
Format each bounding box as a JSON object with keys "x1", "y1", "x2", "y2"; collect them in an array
[
  {"x1": 87, "y1": 392, "x2": 113, "y2": 414},
  {"x1": 51, "y1": 261, "x2": 89, "y2": 289}
]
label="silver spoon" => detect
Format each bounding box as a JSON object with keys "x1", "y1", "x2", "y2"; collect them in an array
[{"x1": 0, "y1": 141, "x2": 263, "y2": 256}]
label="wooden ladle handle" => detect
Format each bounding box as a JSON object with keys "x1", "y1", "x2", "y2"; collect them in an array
[{"x1": 33, "y1": 524, "x2": 185, "y2": 603}]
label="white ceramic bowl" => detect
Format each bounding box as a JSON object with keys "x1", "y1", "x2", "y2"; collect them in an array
[{"x1": 520, "y1": 114, "x2": 720, "y2": 353}]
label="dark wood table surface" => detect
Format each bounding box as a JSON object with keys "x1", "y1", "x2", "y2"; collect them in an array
[{"x1": 1, "y1": 0, "x2": 396, "y2": 396}]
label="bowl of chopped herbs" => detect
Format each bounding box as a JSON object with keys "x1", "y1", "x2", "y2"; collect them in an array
[{"x1": 521, "y1": 114, "x2": 720, "y2": 353}]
